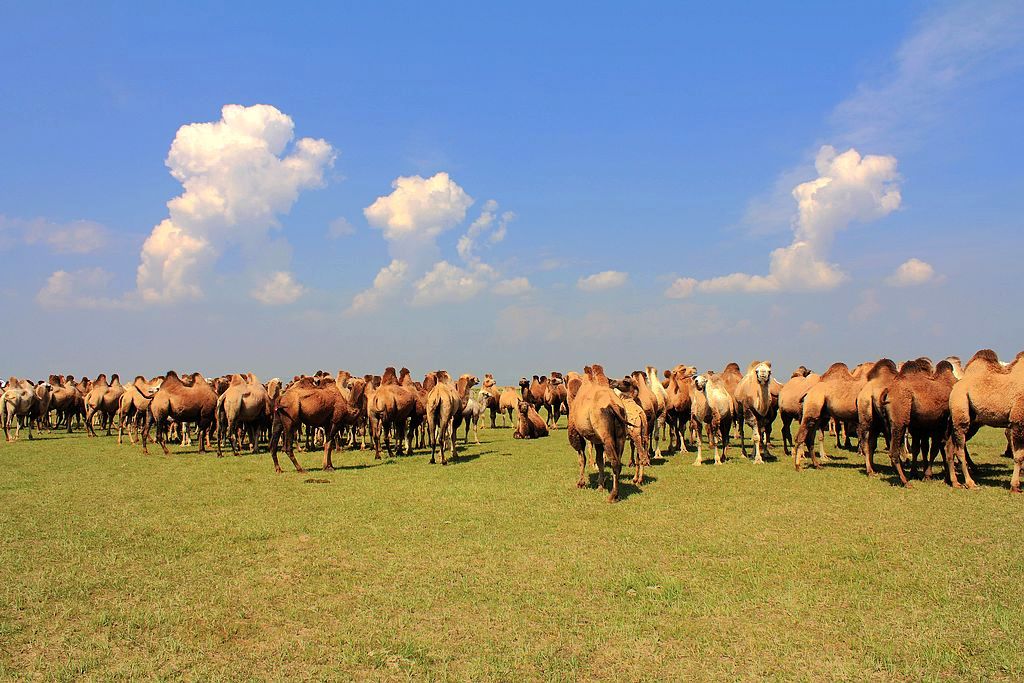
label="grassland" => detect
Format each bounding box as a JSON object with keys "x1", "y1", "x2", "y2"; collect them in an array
[{"x1": 1, "y1": 422, "x2": 1022, "y2": 681}]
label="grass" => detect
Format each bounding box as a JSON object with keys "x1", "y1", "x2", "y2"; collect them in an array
[{"x1": 1, "y1": 421, "x2": 1022, "y2": 681}]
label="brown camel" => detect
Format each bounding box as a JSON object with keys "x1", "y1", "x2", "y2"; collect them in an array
[
  {"x1": 48, "y1": 375, "x2": 83, "y2": 433},
  {"x1": 566, "y1": 364, "x2": 632, "y2": 502},
  {"x1": 216, "y1": 373, "x2": 271, "y2": 456},
  {"x1": 366, "y1": 367, "x2": 417, "y2": 459},
  {"x1": 881, "y1": 359, "x2": 957, "y2": 487},
  {"x1": 948, "y1": 349, "x2": 1024, "y2": 491},
  {"x1": 543, "y1": 373, "x2": 568, "y2": 428},
  {"x1": 480, "y1": 385, "x2": 518, "y2": 428},
  {"x1": 268, "y1": 375, "x2": 363, "y2": 472},
  {"x1": 793, "y1": 362, "x2": 873, "y2": 470},
  {"x1": 779, "y1": 367, "x2": 819, "y2": 456},
  {"x1": 84, "y1": 373, "x2": 124, "y2": 437},
  {"x1": 117, "y1": 376, "x2": 163, "y2": 445},
  {"x1": 514, "y1": 400, "x2": 549, "y2": 439},
  {"x1": 628, "y1": 370, "x2": 664, "y2": 459},
  {"x1": 2, "y1": 379, "x2": 42, "y2": 441},
  {"x1": 691, "y1": 371, "x2": 735, "y2": 465},
  {"x1": 664, "y1": 365, "x2": 697, "y2": 451},
  {"x1": 855, "y1": 359, "x2": 898, "y2": 477},
  {"x1": 141, "y1": 371, "x2": 218, "y2": 455},
  {"x1": 735, "y1": 361, "x2": 774, "y2": 463},
  {"x1": 426, "y1": 372, "x2": 478, "y2": 464},
  {"x1": 610, "y1": 376, "x2": 650, "y2": 475}
]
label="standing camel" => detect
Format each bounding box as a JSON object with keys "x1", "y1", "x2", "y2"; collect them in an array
[
  {"x1": 793, "y1": 362, "x2": 873, "y2": 470},
  {"x1": 881, "y1": 359, "x2": 957, "y2": 486},
  {"x1": 735, "y1": 360, "x2": 773, "y2": 464},
  {"x1": 691, "y1": 371, "x2": 735, "y2": 466},
  {"x1": 778, "y1": 367, "x2": 818, "y2": 456},
  {"x1": 141, "y1": 371, "x2": 218, "y2": 456},
  {"x1": 566, "y1": 365, "x2": 632, "y2": 502}
]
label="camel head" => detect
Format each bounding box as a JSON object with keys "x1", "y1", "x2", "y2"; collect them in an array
[
  {"x1": 694, "y1": 374, "x2": 709, "y2": 392},
  {"x1": 519, "y1": 378, "x2": 530, "y2": 390},
  {"x1": 754, "y1": 361, "x2": 772, "y2": 386}
]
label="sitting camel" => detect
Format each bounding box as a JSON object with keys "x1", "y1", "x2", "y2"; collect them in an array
[
  {"x1": 948, "y1": 349, "x2": 1024, "y2": 491},
  {"x1": 141, "y1": 371, "x2": 218, "y2": 456},
  {"x1": 566, "y1": 364, "x2": 632, "y2": 502},
  {"x1": 514, "y1": 400, "x2": 549, "y2": 439},
  {"x1": 735, "y1": 360, "x2": 773, "y2": 464},
  {"x1": 691, "y1": 371, "x2": 735, "y2": 466}
]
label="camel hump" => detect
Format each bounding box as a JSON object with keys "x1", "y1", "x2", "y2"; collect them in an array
[
  {"x1": 867, "y1": 359, "x2": 897, "y2": 380},
  {"x1": 162, "y1": 371, "x2": 183, "y2": 387},
  {"x1": 821, "y1": 363, "x2": 851, "y2": 379},
  {"x1": 934, "y1": 360, "x2": 956, "y2": 378},
  {"x1": 897, "y1": 359, "x2": 932, "y2": 377},
  {"x1": 590, "y1": 365, "x2": 610, "y2": 385},
  {"x1": 968, "y1": 349, "x2": 1001, "y2": 366},
  {"x1": 381, "y1": 367, "x2": 398, "y2": 385}
]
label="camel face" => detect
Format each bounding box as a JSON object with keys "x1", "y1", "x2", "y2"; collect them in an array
[
  {"x1": 755, "y1": 363, "x2": 772, "y2": 385},
  {"x1": 694, "y1": 374, "x2": 708, "y2": 392}
]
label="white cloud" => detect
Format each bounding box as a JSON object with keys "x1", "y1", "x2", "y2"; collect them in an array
[
  {"x1": 411, "y1": 260, "x2": 496, "y2": 307},
  {"x1": 669, "y1": 146, "x2": 900, "y2": 297},
  {"x1": 251, "y1": 270, "x2": 306, "y2": 305},
  {"x1": 886, "y1": 258, "x2": 939, "y2": 286},
  {"x1": 0, "y1": 216, "x2": 109, "y2": 254},
  {"x1": 348, "y1": 259, "x2": 409, "y2": 314},
  {"x1": 363, "y1": 172, "x2": 473, "y2": 243},
  {"x1": 850, "y1": 289, "x2": 882, "y2": 322},
  {"x1": 664, "y1": 277, "x2": 697, "y2": 299},
  {"x1": 327, "y1": 216, "x2": 355, "y2": 238},
  {"x1": 456, "y1": 199, "x2": 515, "y2": 265},
  {"x1": 136, "y1": 104, "x2": 335, "y2": 303},
  {"x1": 577, "y1": 270, "x2": 628, "y2": 292},
  {"x1": 36, "y1": 268, "x2": 128, "y2": 310},
  {"x1": 493, "y1": 277, "x2": 532, "y2": 296}
]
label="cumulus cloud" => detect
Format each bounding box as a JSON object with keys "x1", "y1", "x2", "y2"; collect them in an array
[
  {"x1": 456, "y1": 199, "x2": 515, "y2": 265},
  {"x1": 493, "y1": 277, "x2": 532, "y2": 296},
  {"x1": 327, "y1": 216, "x2": 355, "y2": 238},
  {"x1": 577, "y1": 270, "x2": 628, "y2": 292},
  {"x1": 0, "y1": 215, "x2": 109, "y2": 254},
  {"x1": 666, "y1": 146, "x2": 900, "y2": 297},
  {"x1": 36, "y1": 268, "x2": 128, "y2": 310},
  {"x1": 886, "y1": 258, "x2": 939, "y2": 286},
  {"x1": 136, "y1": 104, "x2": 334, "y2": 303},
  {"x1": 411, "y1": 261, "x2": 497, "y2": 307},
  {"x1": 251, "y1": 270, "x2": 306, "y2": 305},
  {"x1": 364, "y1": 172, "x2": 473, "y2": 244},
  {"x1": 348, "y1": 259, "x2": 410, "y2": 313}
]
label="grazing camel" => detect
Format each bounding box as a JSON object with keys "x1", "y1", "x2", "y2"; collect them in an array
[
  {"x1": 514, "y1": 400, "x2": 549, "y2": 439},
  {"x1": 268, "y1": 376, "x2": 364, "y2": 472},
  {"x1": 141, "y1": 371, "x2": 218, "y2": 456},
  {"x1": 735, "y1": 360, "x2": 773, "y2": 464},
  {"x1": 948, "y1": 349, "x2": 1024, "y2": 491},
  {"x1": 216, "y1": 373, "x2": 271, "y2": 456},
  {"x1": 855, "y1": 359, "x2": 899, "y2": 477},
  {"x1": 881, "y1": 359, "x2": 957, "y2": 487},
  {"x1": 84, "y1": 374, "x2": 124, "y2": 437},
  {"x1": 566, "y1": 365, "x2": 632, "y2": 502},
  {"x1": 778, "y1": 367, "x2": 818, "y2": 456},
  {"x1": 117, "y1": 376, "x2": 163, "y2": 445},
  {"x1": 691, "y1": 371, "x2": 735, "y2": 465},
  {"x1": 664, "y1": 365, "x2": 697, "y2": 451},
  {"x1": 793, "y1": 362, "x2": 873, "y2": 470}
]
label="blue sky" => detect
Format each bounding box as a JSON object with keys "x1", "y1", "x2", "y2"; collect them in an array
[{"x1": 1, "y1": 1, "x2": 1022, "y2": 382}]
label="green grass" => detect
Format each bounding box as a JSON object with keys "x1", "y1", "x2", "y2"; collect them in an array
[{"x1": 1, "y1": 423, "x2": 1022, "y2": 681}]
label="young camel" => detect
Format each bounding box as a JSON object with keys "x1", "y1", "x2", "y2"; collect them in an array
[
  {"x1": 947, "y1": 349, "x2": 1024, "y2": 491},
  {"x1": 566, "y1": 365, "x2": 632, "y2": 502},
  {"x1": 514, "y1": 400, "x2": 549, "y2": 439},
  {"x1": 881, "y1": 359, "x2": 957, "y2": 487},
  {"x1": 735, "y1": 361, "x2": 773, "y2": 464},
  {"x1": 778, "y1": 367, "x2": 818, "y2": 456},
  {"x1": 691, "y1": 371, "x2": 735, "y2": 466}
]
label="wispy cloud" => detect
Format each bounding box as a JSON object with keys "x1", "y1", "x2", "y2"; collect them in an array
[
  {"x1": 577, "y1": 270, "x2": 628, "y2": 292},
  {"x1": 1, "y1": 215, "x2": 109, "y2": 254}
]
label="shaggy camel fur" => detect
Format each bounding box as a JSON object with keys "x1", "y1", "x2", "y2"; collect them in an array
[
  {"x1": 142, "y1": 372, "x2": 218, "y2": 456},
  {"x1": 268, "y1": 376, "x2": 363, "y2": 472},
  {"x1": 514, "y1": 400, "x2": 549, "y2": 439},
  {"x1": 611, "y1": 376, "x2": 650, "y2": 475},
  {"x1": 881, "y1": 359, "x2": 957, "y2": 486},
  {"x1": 366, "y1": 367, "x2": 417, "y2": 459},
  {"x1": 779, "y1": 367, "x2": 818, "y2": 456},
  {"x1": 117, "y1": 376, "x2": 162, "y2": 445},
  {"x1": 855, "y1": 359, "x2": 898, "y2": 477},
  {"x1": 793, "y1": 362, "x2": 873, "y2": 470},
  {"x1": 735, "y1": 361, "x2": 773, "y2": 464},
  {"x1": 664, "y1": 365, "x2": 697, "y2": 451},
  {"x1": 216, "y1": 373, "x2": 271, "y2": 456},
  {"x1": 691, "y1": 371, "x2": 735, "y2": 465},
  {"x1": 566, "y1": 365, "x2": 632, "y2": 502},
  {"x1": 948, "y1": 349, "x2": 1024, "y2": 491},
  {"x1": 84, "y1": 374, "x2": 124, "y2": 437}
]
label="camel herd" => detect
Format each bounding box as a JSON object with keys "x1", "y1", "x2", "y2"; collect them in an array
[{"x1": 2, "y1": 349, "x2": 1023, "y2": 502}]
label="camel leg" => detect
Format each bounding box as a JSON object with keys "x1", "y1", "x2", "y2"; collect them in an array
[
  {"x1": 1009, "y1": 401, "x2": 1024, "y2": 493},
  {"x1": 323, "y1": 426, "x2": 336, "y2": 471},
  {"x1": 863, "y1": 423, "x2": 878, "y2": 477},
  {"x1": 888, "y1": 425, "x2": 911, "y2": 487},
  {"x1": 692, "y1": 423, "x2": 703, "y2": 466},
  {"x1": 737, "y1": 412, "x2": 747, "y2": 458},
  {"x1": 711, "y1": 413, "x2": 722, "y2": 465},
  {"x1": 752, "y1": 421, "x2": 764, "y2": 464}
]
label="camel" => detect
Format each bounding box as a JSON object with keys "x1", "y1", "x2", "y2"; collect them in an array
[
  {"x1": 141, "y1": 371, "x2": 218, "y2": 456},
  {"x1": 735, "y1": 361, "x2": 773, "y2": 464},
  {"x1": 948, "y1": 349, "x2": 1024, "y2": 491},
  {"x1": 216, "y1": 373, "x2": 271, "y2": 456},
  {"x1": 793, "y1": 362, "x2": 874, "y2": 470},
  {"x1": 268, "y1": 375, "x2": 364, "y2": 472},
  {"x1": 566, "y1": 364, "x2": 632, "y2": 502},
  {"x1": 366, "y1": 367, "x2": 418, "y2": 459},
  {"x1": 645, "y1": 366, "x2": 668, "y2": 451},
  {"x1": 855, "y1": 359, "x2": 899, "y2": 477},
  {"x1": 522, "y1": 375, "x2": 557, "y2": 424},
  {"x1": 117, "y1": 376, "x2": 163, "y2": 445},
  {"x1": 2, "y1": 379, "x2": 43, "y2": 441},
  {"x1": 664, "y1": 365, "x2": 697, "y2": 451},
  {"x1": 460, "y1": 396, "x2": 483, "y2": 444},
  {"x1": 778, "y1": 367, "x2": 819, "y2": 456},
  {"x1": 48, "y1": 375, "x2": 84, "y2": 432},
  {"x1": 881, "y1": 359, "x2": 957, "y2": 487},
  {"x1": 425, "y1": 372, "x2": 478, "y2": 464},
  {"x1": 84, "y1": 374, "x2": 124, "y2": 437},
  {"x1": 514, "y1": 400, "x2": 549, "y2": 439},
  {"x1": 691, "y1": 371, "x2": 735, "y2": 465},
  {"x1": 481, "y1": 385, "x2": 520, "y2": 428},
  {"x1": 542, "y1": 373, "x2": 568, "y2": 428},
  {"x1": 610, "y1": 376, "x2": 650, "y2": 474}
]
